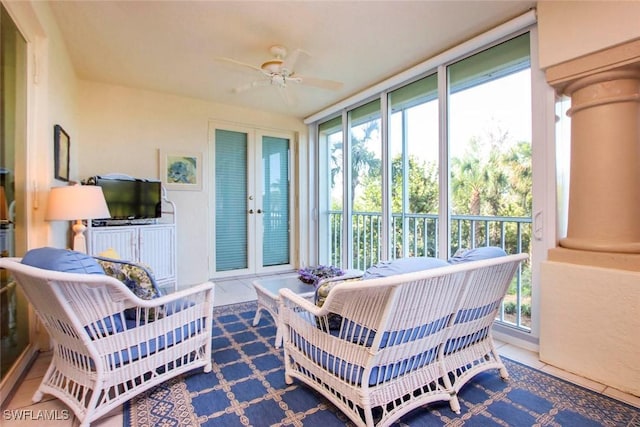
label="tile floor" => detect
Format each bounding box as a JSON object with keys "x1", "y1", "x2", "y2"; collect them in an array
[{"x1": 2, "y1": 274, "x2": 639, "y2": 427}]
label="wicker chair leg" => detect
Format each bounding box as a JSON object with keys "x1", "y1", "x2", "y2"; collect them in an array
[
  {"x1": 32, "y1": 390, "x2": 43, "y2": 402},
  {"x1": 449, "y1": 394, "x2": 461, "y2": 414},
  {"x1": 492, "y1": 348, "x2": 509, "y2": 380},
  {"x1": 499, "y1": 366, "x2": 509, "y2": 380},
  {"x1": 363, "y1": 407, "x2": 375, "y2": 427}
]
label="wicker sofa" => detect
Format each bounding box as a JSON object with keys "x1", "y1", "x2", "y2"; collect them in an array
[
  {"x1": 278, "y1": 252, "x2": 528, "y2": 427},
  {"x1": 0, "y1": 249, "x2": 214, "y2": 427}
]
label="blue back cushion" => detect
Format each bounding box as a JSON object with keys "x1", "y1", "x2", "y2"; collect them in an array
[
  {"x1": 363, "y1": 257, "x2": 449, "y2": 279},
  {"x1": 21, "y1": 247, "x2": 105, "y2": 274},
  {"x1": 447, "y1": 246, "x2": 507, "y2": 264}
]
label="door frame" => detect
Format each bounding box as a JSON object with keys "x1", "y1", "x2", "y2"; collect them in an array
[
  {"x1": 0, "y1": 0, "x2": 42, "y2": 406},
  {"x1": 208, "y1": 121, "x2": 297, "y2": 279}
]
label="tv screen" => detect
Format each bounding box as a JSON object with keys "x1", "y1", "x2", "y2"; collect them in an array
[{"x1": 91, "y1": 177, "x2": 162, "y2": 220}]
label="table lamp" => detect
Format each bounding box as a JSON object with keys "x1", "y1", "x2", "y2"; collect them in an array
[{"x1": 45, "y1": 184, "x2": 111, "y2": 253}]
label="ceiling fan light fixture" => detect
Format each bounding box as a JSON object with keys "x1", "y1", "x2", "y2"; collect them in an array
[
  {"x1": 270, "y1": 74, "x2": 287, "y2": 87},
  {"x1": 261, "y1": 59, "x2": 283, "y2": 74}
]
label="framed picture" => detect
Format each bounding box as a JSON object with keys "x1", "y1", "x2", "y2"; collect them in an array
[
  {"x1": 160, "y1": 151, "x2": 203, "y2": 191},
  {"x1": 54, "y1": 124, "x2": 70, "y2": 182}
]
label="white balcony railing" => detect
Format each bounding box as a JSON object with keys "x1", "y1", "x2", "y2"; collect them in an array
[{"x1": 328, "y1": 211, "x2": 532, "y2": 331}]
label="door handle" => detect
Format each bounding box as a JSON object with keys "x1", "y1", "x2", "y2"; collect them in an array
[{"x1": 534, "y1": 210, "x2": 543, "y2": 241}]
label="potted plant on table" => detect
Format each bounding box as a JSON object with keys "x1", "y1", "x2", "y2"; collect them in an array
[{"x1": 297, "y1": 265, "x2": 344, "y2": 287}]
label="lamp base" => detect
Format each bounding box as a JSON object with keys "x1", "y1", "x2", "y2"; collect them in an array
[{"x1": 72, "y1": 220, "x2": 87, "y2": 253}]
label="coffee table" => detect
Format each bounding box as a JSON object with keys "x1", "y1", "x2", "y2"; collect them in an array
[
  {"x1": 252, "y1": 270, "x2": 362, "y2": 347},
  {"x1": 252, "y1": 275, "x2": 315, "y2": 348}
]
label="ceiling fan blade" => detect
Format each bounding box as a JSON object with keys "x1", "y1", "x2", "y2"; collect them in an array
[
  {"x1": 277, "y1": 86, "x2": 296, "y2": 106},
  {"x1": 295, "y1": 75, "x2": 344, "y2": 91},
  {"x1": 216, "y1": 57, "x2": 264, "y2": 74},
  {"x1": 282, "y1": 48, "x2": 309, "y2": 73},
  {"x1": 233, "y1": 79, "x2": 270, "y2": 93}
]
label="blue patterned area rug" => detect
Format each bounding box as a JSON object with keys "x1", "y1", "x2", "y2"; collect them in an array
[{"x1": 124, "y1": 301, "x2": 640, "y2": 427}]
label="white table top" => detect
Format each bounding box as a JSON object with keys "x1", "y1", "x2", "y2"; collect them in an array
[
  {"x1": 252, "y1": 275, "x2": 316, "y2": 298},
  {"x1": 252, "y1": 270, "x2": 363, "y2": 299}
]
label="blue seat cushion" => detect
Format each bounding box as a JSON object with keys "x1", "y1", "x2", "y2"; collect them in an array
[
  {"x1": 21, "y1": 247, "x2": 105, "y2": 274},
  {"x1": 298, "y1": 312, "x2": 449, "y2": 386},
  {"x1": 298, "y1": 324, "x2": 441, "y2": 386},
  {"x1": 447, "y1": 246, "x2": 506, "y2": 264},
  {"x1": 108, "y1": 317, "x2": 206, "y2": 367},
  {"x1": 363, "y1": 256, "x2": 449, "y2": 279},
  {"x1": 85, "y1": 314, "x2": 126, "y2": 340}
]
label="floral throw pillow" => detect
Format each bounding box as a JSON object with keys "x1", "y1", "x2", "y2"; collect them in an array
[
  {"x1": 94, "y1": 257, "x2": 162, "y2": 321},
  {"x1": 314, "y1": 276, "x2": 362, "y2": 331},
  {"x1": 95, "y1": 257, "x2": 161, "y2": 299}
]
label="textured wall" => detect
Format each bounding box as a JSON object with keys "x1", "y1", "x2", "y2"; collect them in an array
[{"x1": 540, "y1": 261, "x2": 640, "y2": 396}]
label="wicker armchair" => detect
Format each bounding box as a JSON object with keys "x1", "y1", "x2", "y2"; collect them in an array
[
  {"x1": 278, "y1": 253, "x2": 528, "y2": 427},
  {"x1": 0, "y1": 257, "x2": 214, "y2": 427}
]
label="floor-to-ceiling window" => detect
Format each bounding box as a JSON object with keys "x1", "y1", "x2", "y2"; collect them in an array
[
  {"x1": 389, "y1": 74, "x2": 440, "y2": 259},
  {"x1": 447, "y1": 32, "x2": 532, "y2": 328},
  {"x1": 318, "y1": 116, "x2": 343, "y2": 266},
  {"x1": 348, "y1": 100, "x2": 382, "y2": 269},
  {"x1": 317, "y1": 30, "x2": 537, "y2": 334}
]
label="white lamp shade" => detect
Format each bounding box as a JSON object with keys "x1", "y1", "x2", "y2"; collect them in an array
[{"x1": 46, "y1": 185, "x2": 111, "y2": 221}]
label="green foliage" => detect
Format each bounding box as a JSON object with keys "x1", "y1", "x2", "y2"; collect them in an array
[
  {"x1": 504, "y1": 302, "x2": 532, "y2": 318},
  {"x1": 329, "y1": 118, "x2": 533, "y2": 269},
  {"x1": 451, "y1": 131, "x2": 532, "y2": 218}
]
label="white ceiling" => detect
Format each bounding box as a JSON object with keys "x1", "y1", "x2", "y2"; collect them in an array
[{"x1": 49, "y1": 1, "x2": 536, "y2": 119}]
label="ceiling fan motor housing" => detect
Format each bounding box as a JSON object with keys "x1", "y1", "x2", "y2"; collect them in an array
[{"x1": 261, "y1": 59, "x2": 284, "y2": 74}]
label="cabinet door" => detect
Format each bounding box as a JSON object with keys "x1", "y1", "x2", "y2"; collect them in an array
[
  {"x1": 89, "y1": 227, "x2": 137, "y2": 261},
  {"x1": 139, "y1": 225, "x2": 176, "y2": 283}
]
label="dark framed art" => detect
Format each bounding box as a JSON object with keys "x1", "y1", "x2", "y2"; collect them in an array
[{"x1": 54, "y1": 124, "x2": 70, "y2": 181}]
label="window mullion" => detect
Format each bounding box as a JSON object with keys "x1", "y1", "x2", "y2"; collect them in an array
[
  {"x1": 380, "y1": 93, "x2": 390, "y2": 262},
  {"x1": 343, "y1": 110, "x2": 353, "y2": 269},
  {"x1": 437, "y1": 64, "x2": 450, "y2": 260}
]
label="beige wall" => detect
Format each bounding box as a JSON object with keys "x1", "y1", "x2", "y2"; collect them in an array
[
  {"x1": 77, "y1": 81, "x2": 306, "y2": 284},
  {"x1": 538, "y1": 1, "x2": 640, "y2": 69},
  {"x1": 5, "y1": 0, "x2": 80, "y2": 250},
  {"x1": 541, "y1": 262, "x2": 640, "y2": 395}
]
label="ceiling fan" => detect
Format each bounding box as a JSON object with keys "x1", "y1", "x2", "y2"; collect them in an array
[{"x1": 217, "y1": 45, "x2": 344, "y2": 101}]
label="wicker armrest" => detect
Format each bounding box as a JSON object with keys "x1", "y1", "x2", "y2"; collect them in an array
[{"x1": 127, "y1": 281, "x2": 215, "y2": 308}]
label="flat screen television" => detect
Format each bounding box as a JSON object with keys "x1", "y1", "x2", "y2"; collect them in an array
[{"x1": 88, "y1": 176, "x2": 162, "y2": 223}]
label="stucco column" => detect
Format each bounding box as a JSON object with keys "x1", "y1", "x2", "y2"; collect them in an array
[{"x1": 559, "y1": 68, "x2": 640, "y2": 253}]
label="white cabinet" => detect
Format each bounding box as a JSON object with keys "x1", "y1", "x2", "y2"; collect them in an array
[{"x1": 88, "y1": 223, "x2": 177, "y2": 292}]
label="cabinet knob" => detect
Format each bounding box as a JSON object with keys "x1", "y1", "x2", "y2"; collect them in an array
[
  {"x1": 248, "y1": 209, "x2": 254, "y2": 214},
  {"x1": 257, "y1": 209, "x2": 262, "y2": 214}
]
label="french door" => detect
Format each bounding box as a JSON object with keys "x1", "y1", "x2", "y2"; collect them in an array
[{"x1": 210, "y1": 124, "x2": 294, "y2": 277}]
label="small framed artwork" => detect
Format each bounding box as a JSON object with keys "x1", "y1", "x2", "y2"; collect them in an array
[
  {"x1": 53, "y1": 124, "x2": 70, "y2": 182},
  {"x1": 160, "y1": 150, "x2": 203, "y2": 191}
]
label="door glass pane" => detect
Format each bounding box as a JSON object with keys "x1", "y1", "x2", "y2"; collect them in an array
[
  {"x1": 1, "y1": 3, "x2": 29, "y2": 381},
  {"x1": 215, "y1": 129, "x2": 248, "y2": 271},
  {"x1": 389, "y1": 74, "x2": 439, "y2": 259},
  {"x1": 447, "y1": 33, "x2": 532, "y2": 329},
  {"x1": 349, "y1": 100, "x2": 381, "y2": 270},
  {"x1": 262, "y1": 136, "x2": 289, "y2": 267}
]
